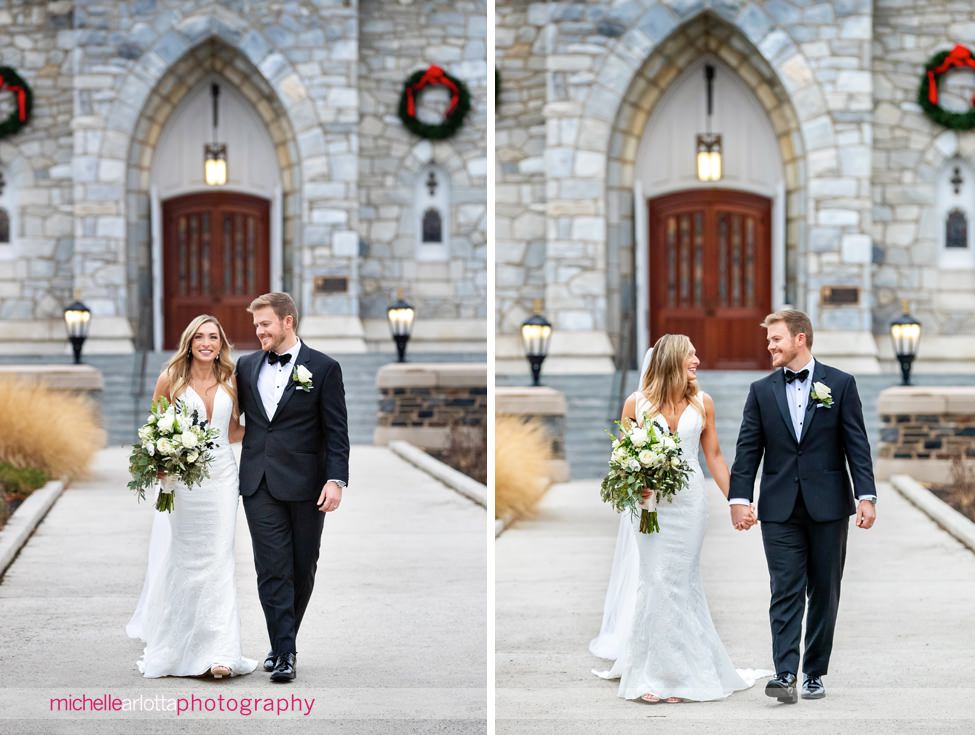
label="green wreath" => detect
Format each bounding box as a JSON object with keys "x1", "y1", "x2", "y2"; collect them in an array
[
  {"x1": 0, "y1": 66, "x2": 33, "y2": 139},
  {"x1": 918, "y1": 45, "x2": 975, "y2": 131},
  {"x1": 398, "y1": 65, "x2": 471, "y2": 141}
]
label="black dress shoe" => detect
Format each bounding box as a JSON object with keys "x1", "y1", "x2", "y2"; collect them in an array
[
  {"x1": 802, "y1": 675, "x2": 825, "y2": 699},
  {"x1": 270, "y1": 652, "x2": 296, "y2": 682},
  {"x1": 263, "y1": 651, "x2": 276, "y2": 673},
  {"x1": 765, "y1": 672, "x2": 798, "y2": 704}
]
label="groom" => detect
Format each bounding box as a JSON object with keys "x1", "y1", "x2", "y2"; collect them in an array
[
  {"x1": 235, "y1": 292, "x2": 350, "y2": 683},
  {"x1": 729, "y1": 309, "x2": 876, "y2": 704}
]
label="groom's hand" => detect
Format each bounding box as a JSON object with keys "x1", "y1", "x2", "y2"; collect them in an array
[
  {"x1": 730, "y1": 504, "x2": 757, "y2": 531},
  {"x1": 317, "y1": 481, "x2": 343, "y2": 513},
  {"x1": 855, "y1": 499, "x2": 876, "y2": 529}
]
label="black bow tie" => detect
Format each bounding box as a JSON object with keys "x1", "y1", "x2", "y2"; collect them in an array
[
  {"x1": 784, "y1": 368, "x2": 809, "y2": 384},
  {"x1": 267, "y1": 351, "x2": 292, "y2": 366}
]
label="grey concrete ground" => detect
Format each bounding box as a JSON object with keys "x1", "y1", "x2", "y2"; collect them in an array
[
  {"x1": 0, "y1": 446, "x2": 486, "y2": 734},
  {"x1": 497, "y1": 478, "x2": 975, "y2": 734}
]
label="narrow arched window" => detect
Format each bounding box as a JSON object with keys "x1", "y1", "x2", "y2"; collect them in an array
[
  {"x1": 937, "y1": 158, "x2": 975, "y2": 267},
  {"x1": 946, "y1": 208, "x2": 968, "y2": 249},
  {"x1": 422, "y1": 207, "x2": 442, "y2": 243},
  {"x1": 0, "y1": 209, "x2": 9, "y2": 244},
  {"x1": 415, "y1": 165, "x2": 450, "y2": 260}
]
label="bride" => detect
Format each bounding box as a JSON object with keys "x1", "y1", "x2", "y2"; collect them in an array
[
  {"x1": 591, "y1": 334, "x2": 770, "y2": 702},
  {"x1": 126, "y1": 315, "x2": 257, "y2": 679}
]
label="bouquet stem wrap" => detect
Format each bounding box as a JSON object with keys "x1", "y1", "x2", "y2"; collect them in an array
[
  {"x1": 156, "y1": 475, "x2": 176, "y2": 513},
  {"x1": 638, "y1": 490, "x2": 660, "y2": 534}
]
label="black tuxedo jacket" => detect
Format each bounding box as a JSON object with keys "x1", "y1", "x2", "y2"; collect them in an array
[
  {"x1": 235, "y1": 342, "x2": 350, "y2": 502},
  {"x1": 729, "y1": 360, "x2": 876, "y2": 523}
]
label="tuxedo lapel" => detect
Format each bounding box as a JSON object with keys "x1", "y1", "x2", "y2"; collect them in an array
[
  {"x1": 798, "y1": 361, "x2": 828, "y2": 445},
  {"x1": 772, "y1": 371, "x2": 797, "y2": 443},
  {"x1": 272, "y1": 342, "x2": 310, "y2": 422},
  {"x1": 250, "y1": 351, "x2": 270, "y2": 424}
]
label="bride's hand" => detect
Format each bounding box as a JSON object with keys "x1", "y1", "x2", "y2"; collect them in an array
[{"x1": 640, "y1": 489, "x2": 652, "y2": 501}]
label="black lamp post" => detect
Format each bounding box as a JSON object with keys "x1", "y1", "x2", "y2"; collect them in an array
[
  {"x1": 64, "y1": 298, "x2": 92, "y2": 365},
  {"x1": 520, "y1": 300, "x2": 552, "y2": 387},
  {"x1": 386, "y1": 291, "x2": 415, "y2": 363},
  {"x1": 890, "y1": 300, "x2": 922, "y2": 386}
]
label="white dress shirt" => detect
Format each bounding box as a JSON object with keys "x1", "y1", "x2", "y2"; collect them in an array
[{"x1": 257, "y1": 337, "x2": 303, "y2": 421}]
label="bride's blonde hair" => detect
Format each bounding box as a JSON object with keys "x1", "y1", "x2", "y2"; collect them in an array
[
  {"x1": 164, "y1": 315, "x2": 239, "y2": 420},
  {"x1": 639, "y1": 334, "x2": 705, "y2": 424}
]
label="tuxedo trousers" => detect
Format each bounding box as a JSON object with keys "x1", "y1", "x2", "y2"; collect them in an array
[
  {"x1": 242, "y1": 475, "x2": 326, "y2": 656},
  {"x1": 760, "y1": 490, "x2": 848, "y2": 676}
]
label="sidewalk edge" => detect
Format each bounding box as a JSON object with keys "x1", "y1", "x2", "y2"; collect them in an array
[
  {"x1": 388, "y1": 440, "x2": 486, "y2": 508},
  {"x1": 889, "y1": 474, "x2": 975, "y2": 554},
  {"x1": 0, "y1": 479, "x2": 67, "y2": 579}
]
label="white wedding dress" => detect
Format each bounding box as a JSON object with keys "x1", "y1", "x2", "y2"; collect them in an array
[
  {"x1": 126, "y1": 385, "x2": 257, "y2": 678},
  {"x1": 592, "y1": 391, "x2": 770, "y2": 701}
]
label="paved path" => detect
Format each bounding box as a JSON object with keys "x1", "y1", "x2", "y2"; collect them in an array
[
  {"x1": 0, "y1": 446, "x2": 486, "y2": 734},
  {"x1": 497, "y1": 478, "x2": 975, "y2": 734}
]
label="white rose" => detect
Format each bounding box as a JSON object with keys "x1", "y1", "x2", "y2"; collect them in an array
[
  {"x1": 671, "y1": 456, "x2": 680, "y2": 468},
  {"x1": 157, "y1": 411, "x2": 175, "y2": 434},
  {"x1": 629, "y1": 427, "x2": 649, "y2": 448},
  {"x1": 295, "y1": 365, "x2": 313, "y2": 383},
  {"x1": 660, "y1": 435, "x2": 676, "y2": 450},
  {"x1": 180, "y1": 431, "x2": 198, "y2": 449},
  {"x1": 627, "y1": 459, "x2": 642, "y2": 473},
  {"x1": 638, "y1": 449, "x2": 654, "y2": 467},
  {"x1": 612, "y1": 446, "x2": 628, "y2": 463},
  {"x1": 186, "y1": 450, "x2": 199, "y2": 464},
  {"x1": 142, "y1": 441, "x2": 155, "y2": 456},
  {"x1": 138, "y1": 425, "x2": 153, "y2": 441},
  {"x1": 813, "y1": 381, "x2": 831, "y2": 397},
  {"x1": 156, "y1": 437, "x2": 175, "y2": 455}
]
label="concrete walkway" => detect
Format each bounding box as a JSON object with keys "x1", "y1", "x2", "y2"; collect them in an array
[
  {"x1": 0, "y1": 445, "x2": 486, "y2": 734},
  {"x1": 497, "y1": 478, "x2": 975, "y2": 734}
]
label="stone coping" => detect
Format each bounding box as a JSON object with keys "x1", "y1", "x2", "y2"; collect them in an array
[
  {"x1": 889, "y1": 475, "x2": 975, "y2": 555},
  {"x1": 496, "y1": 386, "x2": 567, "y2": 415},
  {"x1": 0, "y1": 365, "x2": 104, "y2": 391},
  {"x1": 877, "y1": 387, "x2": 975, "y2": 415},
  {"x1": 376, "y1": 362, "x2": 487, "y2": 389}
]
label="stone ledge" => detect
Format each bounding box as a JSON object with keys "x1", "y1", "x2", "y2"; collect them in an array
[
  {"x1": 889, "y1": 475, "x2": 975, "y2": 555},
  {"x1": 0, "y1": 365, "x2": 104, "y2": 391},
  {"x1": 496, "y1": 386, "x2": 567, "y2": 415},
  {"x1": 376, "y1": 362, "x2": 487, "y2": 389},
  {"x1": 877, "y1": 387, "x2": 975, "y2": 415}
]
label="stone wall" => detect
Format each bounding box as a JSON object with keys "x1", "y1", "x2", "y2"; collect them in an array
[
  {"x1": 358, "y1": 0, "x2": 487, "y2": 349},
  {"x1": 374, "y1": 363, "x2": 487, "y2": 451},
  {"x1": 870, "y1": 0, "x2": 975, "y2": 371},
  {"x1": 876, "y1": 386, "x2": 975, "y2": 482}
]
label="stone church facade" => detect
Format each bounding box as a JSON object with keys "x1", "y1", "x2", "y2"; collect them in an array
[
  {"x1": 0, "y1": 0, "x2": 486, "y2": 355},
  {"x1": 496, "y1": 0, "x2": 975, "y2": 374}
]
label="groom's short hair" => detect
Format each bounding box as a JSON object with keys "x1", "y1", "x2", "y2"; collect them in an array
[
  {"x1": 248, "y1": 292, "x2": 299, "y2": 332},
  {"x1": 761, "y1": 309, "x2": 813, "y2": 347}
]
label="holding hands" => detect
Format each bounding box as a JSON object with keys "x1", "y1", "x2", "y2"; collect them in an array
[{"x1": 730, "y1": 503, "x2": 758, "y2": 531}]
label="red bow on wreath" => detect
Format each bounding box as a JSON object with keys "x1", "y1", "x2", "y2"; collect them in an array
[
  {"x1": 927, "y1": 44, "x2": 975, "y2": 105},
  {"x1": 0, "y1": 72, "x2": 29, "y2": 123},
  {"x1": 406, "y1": 65, "x2": 460, "y2": 118}
]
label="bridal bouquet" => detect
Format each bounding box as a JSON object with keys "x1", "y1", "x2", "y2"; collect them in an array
[
  {"x1": 599, "y1": 416, "x2": 693, "y2": 534},
  {"x1": 127, "y1": 396, "x2": 221, "y2": 513}
]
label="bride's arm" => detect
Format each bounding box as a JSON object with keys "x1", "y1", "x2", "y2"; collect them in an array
[
  {"x1": 228, "y1": 374, "x2": 245, "y2": 444},
  {"x1": 619, "y1": 394, "x2": 637, "y2": 435},
  {"x1": 700, "y1": 393, "x2": 731, "y2": 498}
]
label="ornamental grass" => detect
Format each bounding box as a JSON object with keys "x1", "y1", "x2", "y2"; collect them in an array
[
  {"x1": 0, "y1": 377, "x2": 104, "y2": 482},
  {"x1": 495, "y1": 415, "x2": 553, "y2": 520}
]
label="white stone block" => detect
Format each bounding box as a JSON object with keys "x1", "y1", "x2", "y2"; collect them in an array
[
  {"x1": 573, "y1": 150, "x2": 604, "y2": 178},
  {"x1": 332, "y1": 230, "x2": 358, "y2": 257},
  {"x1": 841, "y1": 234, "x2": 872, "y2": 264}
]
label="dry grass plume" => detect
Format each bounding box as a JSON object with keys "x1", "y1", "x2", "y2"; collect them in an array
[
  {"x1": 0, "y1": 377, "x2": 105, "y2": 480},
  {"x1": 495, "y1": 415, "x2": 554, "y2": 520}
]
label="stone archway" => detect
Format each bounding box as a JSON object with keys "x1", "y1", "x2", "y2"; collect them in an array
[
  {"x1": 605, "y1": 13, "x2": 809, "y2": 363},
  {"x1": 123, "y1": 38, "x2": 301, "y2": 349}
]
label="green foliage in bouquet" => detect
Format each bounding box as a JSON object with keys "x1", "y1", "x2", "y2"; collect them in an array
[
  {"x1": 599, "y1": 415, "x2": 693, "y2": 534},
  {"x1": 127, "y1": 395, "x2": 221, "y2": 513}
]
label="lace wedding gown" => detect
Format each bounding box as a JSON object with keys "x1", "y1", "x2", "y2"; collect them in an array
[
  {"x1": 592, "y1": 391, "x2": 770, "y2": 701},
  {"x1": 126, "y1": 385, "x2": 257, "y2": 678}
]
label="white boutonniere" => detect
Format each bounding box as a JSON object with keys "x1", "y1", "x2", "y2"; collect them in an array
[
  {"x1": 292, "y1": 364, "x2": 313, "y2": 392},
  {"x1": 811, "y1": 381, "x2": 833, "y2": 408}
]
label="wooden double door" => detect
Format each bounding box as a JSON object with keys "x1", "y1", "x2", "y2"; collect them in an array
[
  {"x1": 648, "y1": 189, "x2": 772, "y2": 370},
  {"x1": 162, "y1": 192, "x2": 270, "y2": 350}
]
